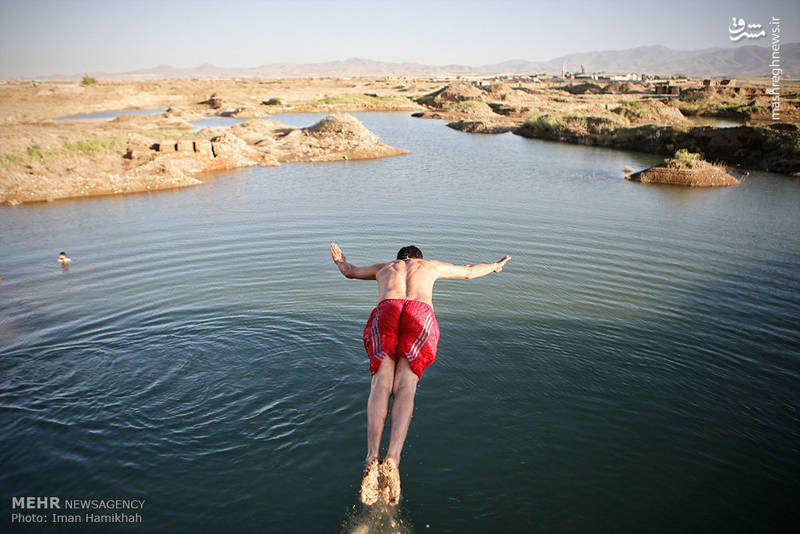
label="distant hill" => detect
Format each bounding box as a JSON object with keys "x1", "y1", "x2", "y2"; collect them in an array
[{"x1": 37, "y1": 43, "x2": 799, "y2": 80}]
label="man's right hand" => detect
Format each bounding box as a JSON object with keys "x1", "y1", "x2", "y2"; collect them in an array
[
  {"x1": 494, "y1": 255, "x2": 511, "y2": 272},
  {"x1": 330, "y1": 242, "x2": 346, "y2": 265}
]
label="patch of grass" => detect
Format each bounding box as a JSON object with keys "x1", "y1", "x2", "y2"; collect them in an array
[
  {"x1": 80, "y1": 75, "x2": 97, "y2": 86},
  {"x1": 62, "y1": 135, "x2": 125, "y2": 156},
  {"x1": 673, "y1": 148, "x2": 703, "y2": 166},
  {"x1": 2, "y1": 135, "x2": 127, "y2": 166},
  {"x1": 665, "y1": 148, "x2": 711, "y2": 169},
  {"x1": 444, "y1": 100, "x2": 493, "y2": 113},
  {"x1": 524, "y1": 111, "x2": 630, "y2": 135},
  {"x1": 613, "y1": 100, "x2": 644, "y2": 111},
  {"x1": 313, "y1": 94, "x2": 412, "y2": 107},
  {"x1": 678, "y1": 90, "x2": 707, "y2": 103},
  {"x1": 27, "y1": 144, "x2": 44, "y2": 160},
  {"x1": 611, "y1": 101, "x2": 650, "y2": 122},
  {"x1": 2, "y1": 153, "x2": 26, "y2": 164}
]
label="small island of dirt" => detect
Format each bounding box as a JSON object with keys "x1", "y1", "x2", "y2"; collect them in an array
[{"x1": 626, "y1": 149, "x2": 741, "y2": 187}]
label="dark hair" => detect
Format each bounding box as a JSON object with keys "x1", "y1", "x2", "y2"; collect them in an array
[
  {"x1": 59, "y1": 251, "x2": 66, "y2": 256},
  {"x1": 396, "y1": 245, "x2": 423, "y2": 260}
]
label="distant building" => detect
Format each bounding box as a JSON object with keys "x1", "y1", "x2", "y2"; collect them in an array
[
  {"x1": 653, "y1": 82, "x2": 681, "y2": 95},
  {"x1": 571, "y1": 72, "x2": 642, "y2": 82},
  {"x1": 606, "y1": 73, "x2": 642, "y2": 81}
]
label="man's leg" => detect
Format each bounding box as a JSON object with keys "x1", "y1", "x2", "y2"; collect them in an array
[
  {"x1": 381, "y1": 357, "x2": 419, "y2": 505},
  {"x1": 366, "y1": 357, "x2": 396, "y2": 462},
  {"x1": 361, "y1": 357, "x2": 396, "y2": 505},
  {"x1": 386, "y1": 357, "x2": 420, "y2": 463}
]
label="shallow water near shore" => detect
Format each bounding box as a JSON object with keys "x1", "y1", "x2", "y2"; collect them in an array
[
  {"x1": 684, "y1": 116, "x2": 745, "y2": 128},
  {"x1": 56, "y1": 107, "x2": 168, "y2": 122},
  {"x1": 1, "y1": 113, "x2": 799, "y2": 533}
]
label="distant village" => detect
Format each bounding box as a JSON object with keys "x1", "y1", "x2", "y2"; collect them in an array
[{"x1": 460, "y1": 67, "x2": 738, "y2": 96}]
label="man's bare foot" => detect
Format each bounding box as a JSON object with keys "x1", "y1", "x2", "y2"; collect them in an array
[
  {"x1": 380, "y1": 459, "x2": 401, "y2": 506},
  {"x1": 360, "y1": 458, "x2": 381, "y2": 505}
]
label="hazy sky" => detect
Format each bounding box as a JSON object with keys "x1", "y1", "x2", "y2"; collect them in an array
[{"x1": 1, "y1": 0, "x2": 797, "y2": 78}]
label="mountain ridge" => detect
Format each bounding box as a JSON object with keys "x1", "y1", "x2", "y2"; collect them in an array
[{"x1": 34, "y1": 43, "x2": 799, "y2": 80}]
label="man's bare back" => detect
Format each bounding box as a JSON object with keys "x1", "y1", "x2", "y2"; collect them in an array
[
  {"x1": 375, "y1": 259, "x2": 440, "y2": 306},
  {"x1": 330, "y1": 242, "x2": 511, "y2": 308}
]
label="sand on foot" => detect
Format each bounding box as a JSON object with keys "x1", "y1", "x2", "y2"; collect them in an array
[
  {"x1": 380, "y1": 459, "x2": 401, "y2": 506},
  {"x1": 360, "y1": 458, "x2": 381, "y2": 506}
]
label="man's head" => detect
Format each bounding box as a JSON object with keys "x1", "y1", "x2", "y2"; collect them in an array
[{"x1": 396, "y1": 245, "x2": 423, "y2": 260}]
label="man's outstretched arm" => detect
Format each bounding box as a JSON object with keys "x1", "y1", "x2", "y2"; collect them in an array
[
  {"x1": 433, "y1": 255, "x2": 511, "y2": 280},
  {"x1": 330, "y1": 243, "x2": 386, "y2": 280}
]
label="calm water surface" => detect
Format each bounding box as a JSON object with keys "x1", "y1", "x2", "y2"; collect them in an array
[
  {"x1": 57, "y1": 108, "x2": 168, "y2": 122},
  {"x1": 1, "y1": 113, "x2": 799, "y2": 533},
  {"x1": 685, "y1": 116, "x2": 745, "y2": 128},
  {"x1": 191, "y1": 117, "x2": 245, "y2": 131}
]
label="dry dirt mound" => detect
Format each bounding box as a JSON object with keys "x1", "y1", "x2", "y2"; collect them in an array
[
  {"x1": 627, "y1": 166, "x2": 740, "y2": 186},
  {"x1": 484, "y1": 82, "x2": 529, "y2": 102},
  {"x1": 417, "y1": 82, "x2": 485, "y2": 107},
  {"x1": 612, "y1": 100, "x2": 690, "y2": 126},
  {"x1": 305, "y1": 113, "x2": 379, "y2": 142},
  {"x1": 447, "y1": 120, "x2": 515, "y2": 134},
  {"x1": 560, "y1": 82, "x2": 604, "y2": 95},
  {"x1": 601, "y1": 82, "x2": 649, "y2": 94}
]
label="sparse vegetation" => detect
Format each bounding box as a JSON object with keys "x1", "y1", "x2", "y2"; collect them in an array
[
  {"x1": 3, "y1": 135, "x2": 125, "y2": 165},
  {"x1": 62, "y1": 135, "x2": 126, "y2": 156},
  {"x1": 313, "y1": 94, "x2": 413, "y2": 107},
  {"x1": 444, "y1": 100, "x2": 493, "y2": 114},
  {"x1": 27, "y1": 144, "x2": 44, "y2": 160},
  {"x1": 80, "y1": 75, "x2": 97, "y2": 86},
  {"x1": 679, "y1": 89, "x2": 707, "y2": 104},
  {"x1": 524, "y1": 111, "x2": 630, "y2": 135},
  {"x1": 666, "y1": 148, "x2": 710, "y2": 169}
]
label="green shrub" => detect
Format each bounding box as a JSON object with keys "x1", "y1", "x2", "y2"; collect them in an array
[
  {"x1": 80, "y1": 75, "x2": 97, "y2": 86},
  {"x1": 27, "y1": 144, "x2": 44, "y2": 160},
  {"x1": 666, "y1": 148, "x2": 711, "y2": 169},
  {"x1": 678, "y1": 90, "x2": 706, "y2": 103}
]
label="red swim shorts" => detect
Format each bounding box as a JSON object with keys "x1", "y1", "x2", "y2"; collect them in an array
[{"x1": 363, "y1": 299, "x2": 440, "y2": 379}]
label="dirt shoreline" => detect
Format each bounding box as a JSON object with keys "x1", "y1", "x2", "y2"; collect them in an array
[{"x1": 1, "y1": 76, "x2": 798, "y2": 205}]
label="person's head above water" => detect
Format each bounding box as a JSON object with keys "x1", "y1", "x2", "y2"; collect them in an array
[
  {"x1": 57, "y1": 251, "x2": 70, "y2": 264},
  {"x1": 396, "y1": 246, "x2": 423, "y2": 260}
]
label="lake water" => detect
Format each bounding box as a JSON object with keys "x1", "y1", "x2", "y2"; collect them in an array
[
  {"x1": 191, "y1": 116, "x2": 245, "y2": 131},
  {"x1": 57, "y1": 108, "x2": 168, "y2": 122},
  {"x1": 684, "y1": 116, "x2": 745, "y2": 128},
  {"x1": 1, "y1": 113, "x2": 799, "y2": 533}
]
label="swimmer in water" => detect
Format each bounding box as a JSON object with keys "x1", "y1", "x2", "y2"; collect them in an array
[
  {"x1": 330, "y1": 243, "x2": 511, "y2": 506},
  {"x1": 57, "y1": 252, "x2": 71, "y2": 268}
]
